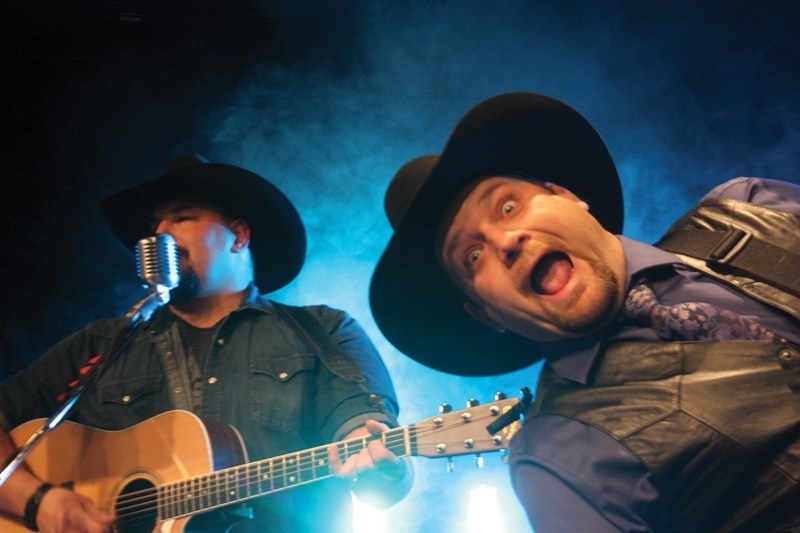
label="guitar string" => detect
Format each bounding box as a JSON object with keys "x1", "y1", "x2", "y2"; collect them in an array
[{"x1": 106, "y1": 411, "x2": 509, "y2": 525}]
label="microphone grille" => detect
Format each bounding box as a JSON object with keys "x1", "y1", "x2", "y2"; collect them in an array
[{"x1": 136, "y1": 234, "x2": 180, "y2": 290}]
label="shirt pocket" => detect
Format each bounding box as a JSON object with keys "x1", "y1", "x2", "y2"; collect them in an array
[
  {"x1": 249, "y1": 353, "x2": 317, "y2": 432},
  {"x1": 92, "y1": 375, "x2": 165, "y2": 430}
]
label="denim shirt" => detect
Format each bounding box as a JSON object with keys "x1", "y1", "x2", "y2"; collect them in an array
[{"x1": 0, "y1": 284, "x2": 399, "y2": 531}]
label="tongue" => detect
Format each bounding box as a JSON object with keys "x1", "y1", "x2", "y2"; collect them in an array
[{"x1": 531, "y1": 253, "x2": 572, "y2": 295}]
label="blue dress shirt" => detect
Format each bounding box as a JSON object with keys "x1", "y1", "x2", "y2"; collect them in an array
[{"x1": 509, "y1": 178, "x2": 800, "y2": 532}]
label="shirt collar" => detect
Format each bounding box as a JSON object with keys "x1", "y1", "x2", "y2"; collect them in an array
[
  {"x1": 149, "y1": 283, "x2": 275, "y2": 333},
  {"x1": 235, "y1": 282, "x2": 281, "y2": 314}
]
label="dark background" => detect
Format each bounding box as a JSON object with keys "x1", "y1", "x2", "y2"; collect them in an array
[{"x1": 3, "y1": 1, "x2": 799, "y2": 531}]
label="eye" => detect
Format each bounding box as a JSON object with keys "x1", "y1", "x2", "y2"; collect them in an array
[
  {"x1": 465, "y1": 248, "x2": 482, "y2": 269},
  {"x1": 500, "y1": 199, "x2": 516, "y2": 217}
]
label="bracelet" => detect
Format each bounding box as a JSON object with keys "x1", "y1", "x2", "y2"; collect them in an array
[{"x1": 23, "y1": 483, "x2": 54, "y2": 531}]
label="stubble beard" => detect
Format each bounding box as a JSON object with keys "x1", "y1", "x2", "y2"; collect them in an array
[{"x1": 546, "y1": 257, "x2": 621, "y2": 337}]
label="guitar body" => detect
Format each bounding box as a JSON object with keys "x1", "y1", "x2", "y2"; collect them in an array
[{"x1": 1, "y1": 411, "x2": 247, "y2": 533}]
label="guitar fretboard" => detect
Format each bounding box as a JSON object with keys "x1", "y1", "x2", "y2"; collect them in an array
[{"x1": 158, "y1": 425, "x2": 414, "y2": 519}]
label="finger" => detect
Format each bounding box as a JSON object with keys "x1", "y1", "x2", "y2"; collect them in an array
[
  {"x1": 364, "y1": 419, "x2": 389, "y2": 435},
  {"x1": 353, "y1": 450, "x2": 375, "y2": 472},
  {"x1": 366, "y1": 439, "x2": 398, "y2": 463},
  {"x1": 329, "y1": 444, "x2": 371, "y2": 478},
  {"x1": 81, "y1": 497, "x2": 115, "y2": 527},
  {"x1": 327, "y1": 444, "x2": 345, "y2": 474}
]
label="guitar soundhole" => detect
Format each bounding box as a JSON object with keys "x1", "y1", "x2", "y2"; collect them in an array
[{"x1": 115, "y1": 478, "x2": 157, "y2": 533}]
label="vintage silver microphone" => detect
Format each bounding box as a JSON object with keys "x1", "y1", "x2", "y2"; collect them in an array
[{"x1": 135, "y1": 234, "x2": 180, "y2": 297}]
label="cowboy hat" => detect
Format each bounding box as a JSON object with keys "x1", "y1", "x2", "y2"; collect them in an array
[
  {"x1": 101, "y1": 155, "x2": 306, "y2": 294},
  {"x1": 369, "y1": 92, "x2": 623, "y2": 376}
]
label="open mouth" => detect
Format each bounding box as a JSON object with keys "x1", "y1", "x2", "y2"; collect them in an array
[{"x1": 530, "y1": 252, "x2": 573, "y2": 295}]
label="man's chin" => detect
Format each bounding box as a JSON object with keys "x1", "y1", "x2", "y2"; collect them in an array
[
  {"x1": 548, "y1": 267, "x2": 622, "y2": 337},
  {"x1": 169, "y1": 277, "x2": 200, "y2": 304}
]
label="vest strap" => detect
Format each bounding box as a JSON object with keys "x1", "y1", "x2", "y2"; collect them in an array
[{"x1": 658, "y1": 227, "x2": 800, "y2": 298}]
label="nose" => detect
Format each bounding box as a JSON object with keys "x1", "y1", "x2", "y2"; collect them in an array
[
  {"x1": 485, "y1": 226, "x2": 527, "y2": 268},
  {"x1": 153, "y1": 219, "x2": 171, "y2": 235}
]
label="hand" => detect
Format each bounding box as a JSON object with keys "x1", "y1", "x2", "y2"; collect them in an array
[
  {"x1": 327, "y1": 420, "x2": 404, "y2": 480},
  {"x1": 36, "y1": 487, "x2": 115, "y2": 533},
  {"x1": 327, "y1": 420, "x2": 413, "y2": 508}
]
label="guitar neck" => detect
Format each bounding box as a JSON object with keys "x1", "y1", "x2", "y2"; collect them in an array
[{"x1": 158, "y1": 426, "x2": 412, "y2": 520}]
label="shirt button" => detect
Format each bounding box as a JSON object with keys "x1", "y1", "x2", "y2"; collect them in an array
[
  {"x1": 208, "y1": 376, "x2": 219, "y2": 384},
  {"x1": 278, "y1": 372, "x2": 289, "y2": 381},
  {"x1": 121, "y1": 395, "x2": 132, "y2": 404},
  {"x1": 216, "y1": 339, "x2": 225, "y2": 346}
]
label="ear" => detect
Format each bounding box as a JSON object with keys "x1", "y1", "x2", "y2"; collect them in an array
[
  {"x1": 229, "y1": 219, "x2": 251, "y2": 252},
  {"x1": 545, "y1": 182, "x2": 590, "y2": 211},
  {"x1": 463, "y1": 301, "x2": 506, "y2": 332}
]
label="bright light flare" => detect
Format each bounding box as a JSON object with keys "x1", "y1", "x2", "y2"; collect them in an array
[
  {"x1": 466, "y1": 483, "x2": 505, "y2": 533},
  {"x1": 353, "y1": 494, "x2": 389, "y2": 533}
]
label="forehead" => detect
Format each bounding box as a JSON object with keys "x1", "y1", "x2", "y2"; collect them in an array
[
  {"x1": 462, "y1": 175, "x2": 548, "y2": 203},
  {"x1": 442, "y1": 176, "x2": 547, "y2": 230}
]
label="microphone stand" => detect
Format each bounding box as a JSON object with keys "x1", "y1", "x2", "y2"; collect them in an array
[{"x1": 0, "y1": 285, "x2": 171, "y2": 488}]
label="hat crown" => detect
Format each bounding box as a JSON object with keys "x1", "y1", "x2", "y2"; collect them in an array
[
  {"x1": 385, "y1": 92, "x2": 623, "y2": 235},
  {"x1": 165, "y1": 154, "x2": 210, "y2": 173}
]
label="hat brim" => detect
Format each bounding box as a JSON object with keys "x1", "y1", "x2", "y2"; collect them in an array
[
  {"x1": 101, "y1": 162, "x2": 306, "y2": 294},
  {"x1": 370, "y1": 92, "x2": 623, "y2": 376}
]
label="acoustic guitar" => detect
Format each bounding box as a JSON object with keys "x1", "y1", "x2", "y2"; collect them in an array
[{"x1": 1, "y1": 396, "x2": 523, "y2": 532}]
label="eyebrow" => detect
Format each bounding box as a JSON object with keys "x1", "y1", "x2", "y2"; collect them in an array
[{"x1": 477, "y1": 180, "x2": 505, "y2": 205}]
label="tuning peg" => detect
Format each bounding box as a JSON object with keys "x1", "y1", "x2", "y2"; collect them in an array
[
  {"x1": 494, "y1": 391, "x2": 506, "y2": 401},
  {"x1": 520, "y1": 387, "x2": 533, "y2": 403},
  {"x1": 475, "y1": 454, "x2": 484, "y2": 468},
  {"x1": 466, "y1": 398, "x2": 480, "y2": 408},
  {"x1": 439, "y1": 403, "x2": 452, "y2": 414},
  {"x1": 447, "y1": 458, "x2": 455, "y2": 473}
]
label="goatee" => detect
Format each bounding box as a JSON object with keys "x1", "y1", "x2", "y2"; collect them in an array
[
  {"x1": 550, "y1": 258, "x2": 621, "y2": 336},
  {"x1": 169, "y1": 270, "x2": 200, "y2": 304}
]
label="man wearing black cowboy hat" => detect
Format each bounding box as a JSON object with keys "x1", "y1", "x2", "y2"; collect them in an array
[
  {"x1": 371, "y1": 92, "x2": 800, "y2": 531},
  {"x1": 0, "y1": 156, "x2": 412, "y2": 532}
]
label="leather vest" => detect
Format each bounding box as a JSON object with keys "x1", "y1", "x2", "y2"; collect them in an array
[{"x1": 531, "y1": 200, "x2": 800, "y2": 531}]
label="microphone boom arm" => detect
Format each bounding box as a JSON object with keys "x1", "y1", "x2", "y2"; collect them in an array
[{"x1": 0, "y1": 289, "x2": 171, "y2": 488}]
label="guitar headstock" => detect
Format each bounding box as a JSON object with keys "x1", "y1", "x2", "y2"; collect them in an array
[{"x1": 412, "y1": 394, "x2": 526, "y2": 459}]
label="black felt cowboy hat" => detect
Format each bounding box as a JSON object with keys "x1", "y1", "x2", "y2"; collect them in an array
[
  {"x1": 101, "y1": 155, "x2": 306, "y2": 294},
  {"x1": 369, "y1": 92, "x2": 623, "y2": 376}
]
